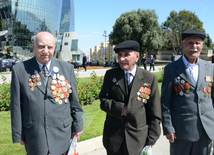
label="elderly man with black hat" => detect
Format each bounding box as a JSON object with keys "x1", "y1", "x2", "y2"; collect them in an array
[
  {"x1": 161, "y1": 30, "x2": 214, "y2": 155},
  {"x1": 99, "y1": 40, "x2": 161, "y2": 155}
]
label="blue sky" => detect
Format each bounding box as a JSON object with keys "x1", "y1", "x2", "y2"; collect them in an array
[{"x1": 75, "y1": 0, "x2": 214, "y2": 54}]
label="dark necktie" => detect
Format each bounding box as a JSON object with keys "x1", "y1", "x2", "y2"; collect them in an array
[
  {"x1": 126, "y1": 72, "x2": 131, "y2": 85},
  {"x1": 42, "y1": 65, "x2": 48, "y2": 78}
]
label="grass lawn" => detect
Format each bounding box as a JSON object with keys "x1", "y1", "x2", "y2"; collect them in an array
[{"x1": 0, "y1": 71, "x2": 162, "y2": 154}]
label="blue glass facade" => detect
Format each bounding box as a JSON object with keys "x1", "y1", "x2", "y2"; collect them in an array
[{"x1": 0, "y1": 0, "x2": 63, "y2": 59}]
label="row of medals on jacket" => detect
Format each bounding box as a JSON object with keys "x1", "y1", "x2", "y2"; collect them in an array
[
  {"x1": 28, "y1": 69, "x2": 72, "y2": 104},
  {"x1": 137, "y1": 83, "x2": 151, "y2": 104},
  {"x1": 174, "y1": 76, "x2": 213, "y2": 98}
]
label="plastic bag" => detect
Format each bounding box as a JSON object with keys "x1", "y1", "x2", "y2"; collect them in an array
[
  {"x1": 67, "y1": 135, "x2": 79, "y2": 155},
  {"x1": 140, "y1": 145, "x2": 153, "y2": 155}
]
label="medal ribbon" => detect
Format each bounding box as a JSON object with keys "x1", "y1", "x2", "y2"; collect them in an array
[
  {"x1": 204, "y1": 87, "x2": 207, "y2": 93},
  {"x1": 174, "y1": 86, "x2": 178, "y2": 92},
  {"x1": 208, "y1": 87, "x2": 211, "y2": 94},
  {"x1": 178, "y1": 85, "x2": 184, "y2": 91},
  {"x1": 185, "y1": 83, "x2": 190, "y2": 89}
]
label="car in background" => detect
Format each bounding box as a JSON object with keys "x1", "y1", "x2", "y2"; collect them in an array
[{"x1": 2, "y1": 61, "x2": 14, "y2": 72}]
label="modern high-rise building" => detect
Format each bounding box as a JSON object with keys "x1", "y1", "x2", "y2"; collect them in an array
[{"x1": 0, "y1": 0, "x2": 76, "y2": 60}]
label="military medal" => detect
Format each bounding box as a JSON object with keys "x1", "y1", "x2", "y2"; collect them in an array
[
  {"x1": 208, "y1": 87, "x2": 211, "y2": 98},
  {"x1": 204, "y1": 87, "x2": 208, "y2": 97},
  {"x1": 178, "y1": 85, "x2": 184, "y2": 96},
  {"x1": 174, "y1": 86, "x2": 178, "y2": 95},
  {"x1": 30, "y1": 87, "x2": 34, "y2": 91},
  {"x1": 53, "y1": 66, "x2": 59, "y2": 73},
  {"x1": 58, "y1": 99, "x2": 63, "y2": 104},
  {"x1": 137, "y1": 96, "x2": 141, "y2": 101},
  {"x1": 185, "y1": 83, "x2": 191, "y2": 94},
  {"x1": 37, "y1": 81, "x2": 42, "y2": 86}
]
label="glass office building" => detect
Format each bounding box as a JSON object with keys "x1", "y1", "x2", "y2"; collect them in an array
[
  {"x1": 57, "y1": 0, "x2": 75, "y2": 55},
  {"x1": 0, "y1": 0, "x2": 63, "y2": 59}
]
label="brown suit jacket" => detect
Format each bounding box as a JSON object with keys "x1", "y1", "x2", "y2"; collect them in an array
[{"x1": 99, "y1": 66, "x2": 161, "y2": 155}]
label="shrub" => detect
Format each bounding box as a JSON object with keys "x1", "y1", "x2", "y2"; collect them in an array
[
  {"x1": 77, "y1": 71, "x2": 104, "y2": 106},
  {"x1": 0, "y1": 76, "x2": 11, "y2": 111}
]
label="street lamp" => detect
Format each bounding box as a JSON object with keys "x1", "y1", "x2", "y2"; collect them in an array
[{"x1": 103, "y1": 30, "x2": 107, "y2": 63}]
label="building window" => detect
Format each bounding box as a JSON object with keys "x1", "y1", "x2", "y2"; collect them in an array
[
  {"x1": 64, "y1": 42, "x2": 68, "y2": 45},
  {"x1": 73, "y1": 55, "x2": 80, "y2": 61},
  {"x1": 71, "y1": 39, "x2": 78, "y2": 51},
  {"x1": 65, "y1": 33, "x2": 67, "y2": 37},
  {"x1": 68, "y1": 33, "x2": 70, "y2": 37}
]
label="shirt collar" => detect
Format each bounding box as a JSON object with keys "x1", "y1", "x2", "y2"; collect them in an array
[
  {"x1": 182, "y1": 55, "x2": 199, "y2": 67},
  {"x1": 124, "y1": 65, "x2": 137, "y2": 76},
  {"x1": 35, "y1": 58, "x2": 51, "y2": 71}
]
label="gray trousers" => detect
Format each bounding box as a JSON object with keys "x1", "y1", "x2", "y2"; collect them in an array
[{"x1": 170, "y1": 130, "x2": 212, "y2": 155}]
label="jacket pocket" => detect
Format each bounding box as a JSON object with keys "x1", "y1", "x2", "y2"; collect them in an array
[
  {"x1": 63, "y1": 117, "x2": 72, "y2": 128},
  {"x1": 23, "y1": 120, "x2": 33, "y2": 128}
]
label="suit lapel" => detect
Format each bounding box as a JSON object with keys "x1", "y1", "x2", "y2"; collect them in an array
[
  {"x1": 116, "y1": 68, "x2": 127, "y2": 96},
  {"x1": 129, "y1": 67, "x2": 144, "y2": 101},
  {"x1": 29, "y1": 57, "x2": 46, "y2": 94},
  {"x1": 175, "y1": 57, "x2": 196, "y2": 88},
  {"x1": 197, "y1": 59, "x2": 207, "y2": 89}
]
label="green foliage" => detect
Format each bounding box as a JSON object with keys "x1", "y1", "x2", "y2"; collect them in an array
[
  {"x1": 109, "y1": 9, "x2": 164, "y2": 54},
  {"x1": 76, "y1": 71, "x2": 104, "y2": 106},
  {"x1": 203, "y1": 34, "x2": 214, "y2": 50},
  {"x1": 162, "y1": 10, "x2": 204, "y2": 53},
  {"x1": 0, "y1": 76, "x2": 11, "y2": 111}
]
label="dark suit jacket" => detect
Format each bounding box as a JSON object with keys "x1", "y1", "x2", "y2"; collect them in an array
[
  {"x1": 161, "y1": 56, "x2": 214, "y2": 142},
  {"x1": 11, "y1": 57, "x2": 83, "y2": 155},
  {"x1": 82, "y1": 56, "x2": 87, "y2": 67},
  {"x1": 141, "y1": 56, "x2": 147, "y2": 65},
  {"x1": 150, "y1": 57, "x2": 155, "y2": 64},
  {"x1": 99, "y1": 66, "x2": 161, "y2": 155}
]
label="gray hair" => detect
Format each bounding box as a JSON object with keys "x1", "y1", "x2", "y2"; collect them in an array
[{"x1": 31, "y1": 33, "x2": 57, "y2": 45}]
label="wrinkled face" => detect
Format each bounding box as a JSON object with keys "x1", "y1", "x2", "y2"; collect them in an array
[
  {"x1": 182, "y1": 36, "x2": 204, "y2": 61},
  {"x1": 33, "y1": 32, "x2": 56, "y2": 64},
  {"x1": 118, "y1": 51, "x2": 139, "y2": 72}
]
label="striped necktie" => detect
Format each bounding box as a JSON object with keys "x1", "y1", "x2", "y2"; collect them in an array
[
  {"x1": 42, "y1": 65, "x2": 49, "y2": 78},
  {"x1": 126, "y1": 72, "x2": 131, "y2": 85}
]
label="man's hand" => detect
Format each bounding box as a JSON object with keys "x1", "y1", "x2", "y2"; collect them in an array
[
  {"x1": 72, "y1": 130, "x2": 83, "y2": 141},
  {"x1": 122, "y1": 106, "x2": 127, "y2": 116},
  {"x1": 20, "y1": 141, "x2": 26, "y2": 145},
  {"x1": 166, "y1": 133, "x2": 176, "y2": 143}
]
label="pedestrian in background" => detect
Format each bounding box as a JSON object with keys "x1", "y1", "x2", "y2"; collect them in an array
[
  {"x1": 171, "y1": 53, "x2": 175, "y2": 62},
  {"x1": 141, "y1": 53, "x2": 147, "y2": 70},
  {"x1": 82, "y1": 53, "x2": 87, "y2": 71},
  {"x1": 10, "y1": 32, "x2": 83, "y2": 155},
  {"x1": 211, "y1": 53, "x2": 214, "y2": 63},
  {"x1": 99, "y1": 40, "x2": 161, "y2": 155},
  {"x1": 149, "y1": 55, "x2": 155, "y2": 71},
  {"x1": 0, "y1": 57, "x2": 2, "y2": 72},
  {"x1": 161, "y1": 30, "x2": 214, "y2": 155}
]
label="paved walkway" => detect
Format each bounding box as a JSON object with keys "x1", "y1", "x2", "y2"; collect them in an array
[{"x1": 0, "y1": 65, "x2": 164, "y2": 84}]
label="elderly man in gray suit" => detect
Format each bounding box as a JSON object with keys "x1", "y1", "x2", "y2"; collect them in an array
[
  {"x1": 10, "y1": 32, "x2": 83, "y2": 155},
  {"x1": 161, "y1": 30, "x2": 214, "y2": 155}
]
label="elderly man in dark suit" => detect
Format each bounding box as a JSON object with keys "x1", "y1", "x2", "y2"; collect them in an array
[
  {"x1": 99, "y1": 40, "x2": 161, "y2": 155},
  {"x1": 141, "y1": 53, "x2": 147, "y2": 70},
  {"x1": 161, "y1": 30, "x2": 214, "y2": 155},
  {"x1": 10, "y1": 32, "x2": 83, "y2": 155}
]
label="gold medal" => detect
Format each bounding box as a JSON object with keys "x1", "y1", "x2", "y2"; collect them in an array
[
  {"x1": 60, "y1": 93, "x2": 64, "y2": 99},
  {"x1": 204, "y1": 93, "x2": 207, "y2": 97},
  {"x1": 55, "y1": 98, "x2": 59, "y2": 102},
  {"x1": 209, "y1": 83, "x2": 213, "y2": 87},
  {"x1": 33, "y1": 82, "x2": 37, "y2": 86},
  {"x1": 140, "y1": 93, "x2": 144, "y2": 98},
  {"x1": 137, "y1": 96, "x2": 141, "y2": 101},
  {"x1": 146, "y1": 95, "x2": 150, "y2": 100},
  {"x1": 68, "y1": 89, "x2": 72, "y2": 93},
  {"x1": 209, "y1": 94, "x2": 211, "y2": 98},
  {"x1": 37, "y1": 81, "x2": 42, "y2": 86},
  {"x1": 58, "y1": 99, "x2": 63, "y2": 105},
  {"x1": 186, "y1": 89, "x2": 190, "y2": 93}
]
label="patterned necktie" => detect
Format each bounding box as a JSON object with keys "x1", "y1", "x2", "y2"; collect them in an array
[
  {"x1": 126, "y1": 72, "x2": 131, "y2": 85},
  {"x1": 42, "y1": 65, "x2": 48, "y2": 78}
]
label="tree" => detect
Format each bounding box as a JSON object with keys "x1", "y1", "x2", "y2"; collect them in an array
[
  {"x1": 203, "y1": 34, "x2": 214, "y2": 50},
  {"x1": 109, "y1": 9, "x2": 164, "y2": 55},
  {"x1": 163, "y1": 10, "x2": 204, "y2": 53}
]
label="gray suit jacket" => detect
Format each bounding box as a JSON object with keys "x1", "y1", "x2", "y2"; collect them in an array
[
  {"x1": 161, "y1": 56, "x2": 214, "y2": 142},
  {"x1": 11, "y1": 57, "x2": 83, "y2": 155},
  {"x1": 99, "y1": 66, "x2": 161, "y2": 155}
]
